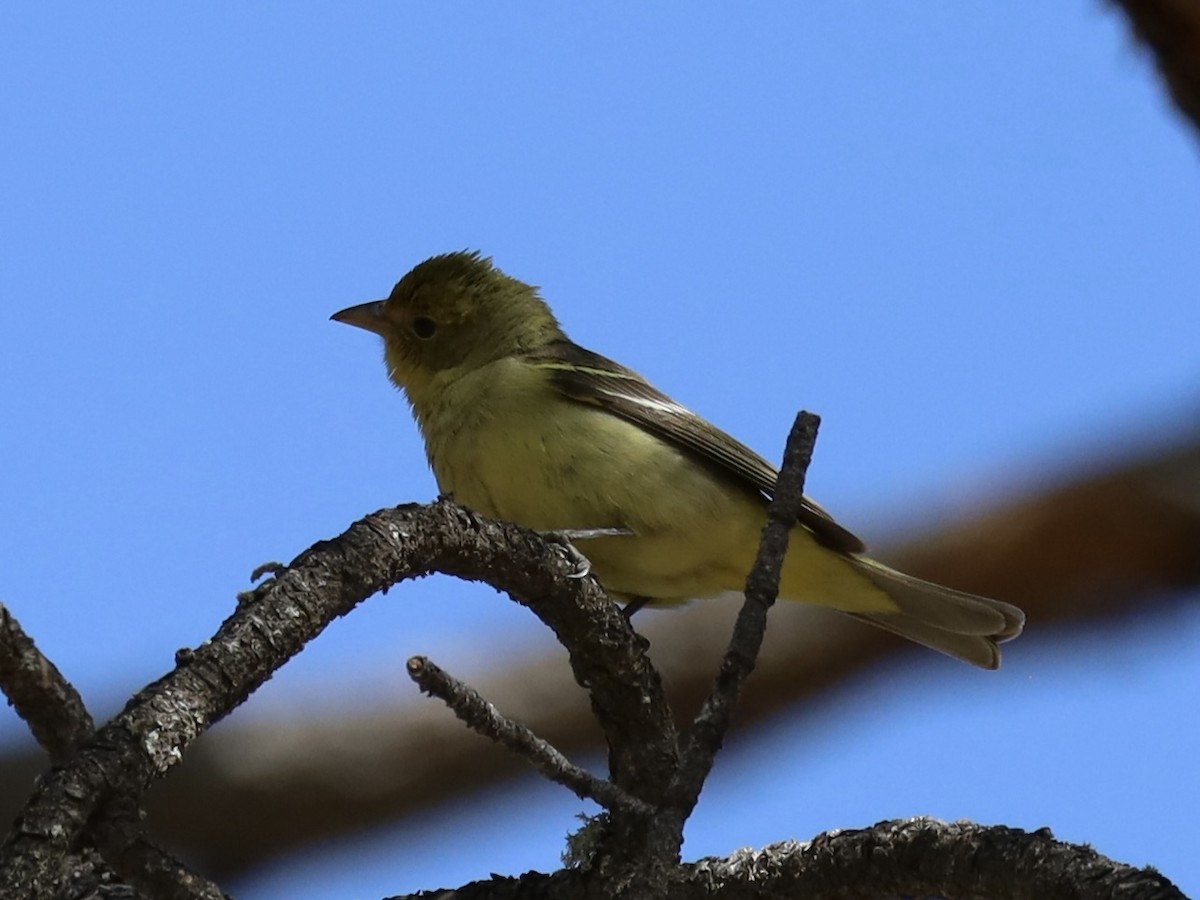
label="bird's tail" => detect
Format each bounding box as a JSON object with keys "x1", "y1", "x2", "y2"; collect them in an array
[{"x1": 846, "y1": 556, "x2": 1025, "y2": 669}]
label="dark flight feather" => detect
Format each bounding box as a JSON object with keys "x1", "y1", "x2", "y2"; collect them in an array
[{"x1": 528, "y1": 340, "x2": 867, "y2": 555}]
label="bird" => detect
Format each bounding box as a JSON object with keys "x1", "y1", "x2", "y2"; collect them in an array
[{"x1": 332, "y1": 251, "x2": 1024, "y2": 668}]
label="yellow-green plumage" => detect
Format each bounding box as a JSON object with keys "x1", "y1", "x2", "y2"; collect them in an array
[{"x1": 332, "y1": 251, "x2": 1024, "y2": 668}]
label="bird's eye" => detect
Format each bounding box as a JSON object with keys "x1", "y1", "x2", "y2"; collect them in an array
[{"x1": 412, "y1": 316, "x2": 437, "y2": 340}]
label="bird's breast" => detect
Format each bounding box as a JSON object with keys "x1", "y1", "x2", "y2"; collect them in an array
[{"x1": 409, "y1": 358, "x2": 772, "y2": 601}]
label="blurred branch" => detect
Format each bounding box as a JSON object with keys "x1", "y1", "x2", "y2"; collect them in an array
[
  {"x1": 3, "y1": 429, "x2": 1194, "y2": 881},
  {"x1": 1112, "y1": 0, "x2": 1200, "y2": 137}
]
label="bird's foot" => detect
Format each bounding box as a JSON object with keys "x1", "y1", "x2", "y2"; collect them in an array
[
  {"x1": 543, "y1": 528, "x2": 633, "y2": 579},
  {"x1": 621, "y1": 596, "x2": 652, "y2": 619}
]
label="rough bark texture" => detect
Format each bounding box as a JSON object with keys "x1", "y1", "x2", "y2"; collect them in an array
[
  {"x1": 0, "y1": 603, "x2": 228, "y2": 900},
  {"x1": 0, "y1": 499, "x2": 659, "y2": 898},
  {"x1": 393, "y1": 819, "x2": 1182, "y2": 900}
]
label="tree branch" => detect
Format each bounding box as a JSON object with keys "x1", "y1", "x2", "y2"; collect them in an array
[
  {"x1": 0, "y1": 602, "x2": 95, "y2": 758},
  {"x1": 0, "y1": 603, "x2": 230, "y2": 900},
  {"x1": 384, "y1": 818, "x2": 1184, "y2": 900},
  {"x1": 0, "y1": 411, "x2": 827, "y2": 897},
  {"x1": 671, "y1": 412, "x2": 819, "y2": 817},
  {"x1": 0, "y1": 499, "x2": 678, "y2": 899}
]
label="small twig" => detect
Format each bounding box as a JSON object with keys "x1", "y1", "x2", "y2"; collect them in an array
[
  {"x1": 672, "y1": 412, "x2": 820, "y2": 807},
  {"x1": 407, "y1": 656, "x2": 653, "y2": 818}
]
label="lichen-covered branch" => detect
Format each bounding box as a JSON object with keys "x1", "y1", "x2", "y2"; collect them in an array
[
  {"x1": 0, "y1": 498, "x2": 675, "y2": 899},
  {"x1": 0, "y1": 602, "x2": 95, "y2": 759},
  {"x1": 387, "y1": 818, "x2": 1184, "y2": 900},
  {"x1": 0, "y1": 603, "x2": 230, "y2": 900}
]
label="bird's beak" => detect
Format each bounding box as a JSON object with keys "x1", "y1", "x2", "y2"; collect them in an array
[{"x1": 330, "y1": 300, "x2": 389, "y2": 337}]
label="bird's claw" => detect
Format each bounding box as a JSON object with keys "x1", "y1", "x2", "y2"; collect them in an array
[
  {"x1": 543, "y1": 528, "x2": 633, "y2": 579},
  {"x1": 566, "y1": 553, "x2": 591, "y2": 579}
]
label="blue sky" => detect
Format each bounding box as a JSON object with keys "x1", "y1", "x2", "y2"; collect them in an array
[{"x1": 2, "y1": 4, "x2": 1197, "y2": 897}]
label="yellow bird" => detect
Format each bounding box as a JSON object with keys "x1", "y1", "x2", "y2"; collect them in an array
[{"x1": 333, "y1": 251, "x2": 1024, "y2": 668}]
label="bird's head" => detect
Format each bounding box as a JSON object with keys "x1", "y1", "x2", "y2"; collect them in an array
[{"x1": 332, "y1": 251, "x2": 564, "y2": 393}]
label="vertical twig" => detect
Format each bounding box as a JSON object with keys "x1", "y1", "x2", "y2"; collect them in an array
[{"x1": 673, "y1": 411, "x2": 820, "y2": 808}]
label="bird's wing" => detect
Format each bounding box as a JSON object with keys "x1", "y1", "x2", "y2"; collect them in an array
[{"x1": 528, "y1": 340, "x2": 866, "y2": 555}]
